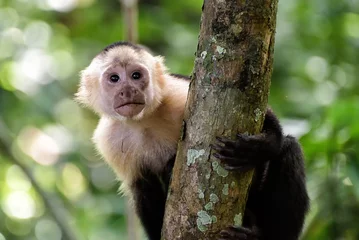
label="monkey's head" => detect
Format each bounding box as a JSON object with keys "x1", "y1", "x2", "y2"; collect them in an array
[{"x1": 76, "y1": 42, "x2": 166, "y2": 121}]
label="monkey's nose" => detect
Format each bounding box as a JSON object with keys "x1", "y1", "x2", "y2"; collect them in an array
[{"x1": 119, "y1": 87, "x2": 138, "y2": 98}]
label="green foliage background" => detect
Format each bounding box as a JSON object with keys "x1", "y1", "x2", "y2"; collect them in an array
[{"x1": 0, "y1": 0, "x2": 359, "y2": 239}]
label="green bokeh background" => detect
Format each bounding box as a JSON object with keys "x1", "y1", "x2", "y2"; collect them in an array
[{"x1": 0, "y1": 0, "x2": 359, "y2": 239}]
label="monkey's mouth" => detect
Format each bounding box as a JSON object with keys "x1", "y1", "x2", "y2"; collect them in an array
[
  {"x1": 115, "y1": 102, "x2": 145, "y2": 117},
  {"x1": 117, "y1": 102, "x2": 145, "y2": 108}
]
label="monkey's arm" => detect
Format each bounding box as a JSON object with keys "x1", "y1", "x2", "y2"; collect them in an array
[
  {"x1": 132, "y1": 172, "x2": 166, "y2": 240},
  {"x1": 131, "y1": 157, "x2": 175, "y2": 240},
  {"x1": 250, "y1": 135, "x2": 309, "y2": 240},
  {"x1": 215, "y1": 109, "x2": 309, "y2": 240}
]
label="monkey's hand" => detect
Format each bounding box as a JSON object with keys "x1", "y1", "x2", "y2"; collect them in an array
[
  {"x1": 218, "y1": 226, "x2": 260, "y2": 240},
  {"x1": 212, "y1": 131, "x2": 281, "y2": 172}
]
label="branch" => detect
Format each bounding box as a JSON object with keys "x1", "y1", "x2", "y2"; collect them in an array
[{"x1": 120, "y1": 0, "x2": 138, "y2": 43}]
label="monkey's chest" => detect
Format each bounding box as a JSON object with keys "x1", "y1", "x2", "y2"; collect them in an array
[
  {"x1": 125, "y1": 131, "x2": 176, "y2": 164},
  {"x1": 93, "y1": 119, "x2": 179, "y2": 183},
  {"x1": 107, "y1": 129, "x2": 177, "y2": 180}
]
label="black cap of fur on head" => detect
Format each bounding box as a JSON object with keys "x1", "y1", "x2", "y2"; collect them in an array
[{"x1": 102, "y1": 41, "x2": 153, "y2": 55}]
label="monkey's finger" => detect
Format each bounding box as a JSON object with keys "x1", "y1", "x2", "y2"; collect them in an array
[
  {"x1": 236, "y1": 133, "x2": 251, "y2": 141},
  {"x1": 212, "y1": 153, "x2": 244, "y2": 163},
  {"x1": 217, "y1": 156, "x2": 250, "y2": 166},
  {"x1": 227, "y1": 226, "x2": 260, "y2": 238},
  {"x1": 219, "y1": 229, "x2": 247, "y2": 239},
  {"x1": 228, "y1": 226, "x2": 251, "y2": 233},
  {"x1": 212, "y1": 144, "x2": 235, "y2": 156},
  {"x1": 211, "y1": 143, "x2": 225, "y2": 152},
  {"x1": 223, "y1": 164, "x2": 254, "y2": 172},
  {"x1": 216, "y1": 136, "x2": 236, "y2": 147},
  {"x1": 237, "y1": 133, "x2": 267, "y2": 146},
  {"x1": 219, "y1": 230, "x2": 233, "y2": 237},
  {"x1": 222, "y1": 165, "x2": 243, "y2": 171}
]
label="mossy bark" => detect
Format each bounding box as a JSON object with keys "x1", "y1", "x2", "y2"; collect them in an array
[{"x1": 162, "y1": 0, "x2": 278, "y2": 239}]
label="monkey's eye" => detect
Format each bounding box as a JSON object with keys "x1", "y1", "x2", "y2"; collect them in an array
[
  {"x1": 109, "y1": 74, "x2": 120, "y2": 83},
  {"x1": 131, "y1": 71, "x2": 141, "y2": 80}
]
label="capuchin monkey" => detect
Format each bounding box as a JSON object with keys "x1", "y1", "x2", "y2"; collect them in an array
[{"x1": 76, "y1": 41, "x2": 309, "y2": 240}]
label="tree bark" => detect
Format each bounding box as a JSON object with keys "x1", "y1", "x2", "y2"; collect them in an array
[{"x1": 162, "y1": 0, "x2": 278, "y2": 239}]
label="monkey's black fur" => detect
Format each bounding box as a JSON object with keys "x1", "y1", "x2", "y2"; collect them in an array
[
  {"x1": 132, "y1": 107, "x2": 309, "y2": 240},
  {"x1": 132, "y1": 156, "x2": 175, "y2": 240},
  {"x1": 102, "y1": 41, "x2": 144, "y2": 53},
  {"x1": 169, "y1": 73, "x2": 191, "y2": 80}
]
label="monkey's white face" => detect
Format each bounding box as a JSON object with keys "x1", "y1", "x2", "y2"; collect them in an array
[
  {"x1": 76, "y1": 46, "x2": 164, "y2": 121},
  {"x1": 99, "y1": 63, "x2": 150, "y2": 119}
]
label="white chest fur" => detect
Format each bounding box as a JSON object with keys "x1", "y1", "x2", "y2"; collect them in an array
[{"x1": 92, "y1": 116, "x2": 179, "y2": 184}]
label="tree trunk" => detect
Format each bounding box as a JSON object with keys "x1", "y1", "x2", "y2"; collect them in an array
[{"x1": 162, "y1": 0, "x2": 278, "y2": 239}]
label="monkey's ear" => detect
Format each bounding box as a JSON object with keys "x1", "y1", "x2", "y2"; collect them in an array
[
  {"x1": 154, "y1": 56, "x2": 168, "y2": 74},
  {"x1": 154, "y1": 55, "x2": 165, "y2": 65},
  {"x1": 75, "y1": 68, "x2": 101, "y2": 110},
  {"x1": 152, "y1": 56, "x2": 168, "y2": 88}
]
